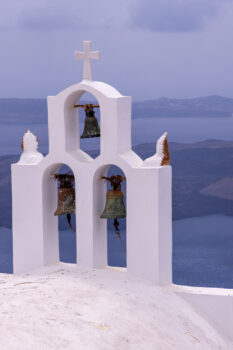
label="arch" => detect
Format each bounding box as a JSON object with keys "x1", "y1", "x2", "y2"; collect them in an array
[
  {"x1": 62, "y1": 81, "x2": 122, "y2": 154},
  {"x1": 59, "y1": 81, "x2": 122, "y2": 102},
  {"x1": 92, "y1": 163, "x2": 127, "y2": 268},
  {"x1": 47, "y1": 80, "x2": 131, "y2": 159},
  {"x1": 42, "y1": 162, "x2": 77, "y2": 266}
]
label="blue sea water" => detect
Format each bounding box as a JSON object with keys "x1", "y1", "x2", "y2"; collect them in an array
[
  {"x1": 1, "y1": 215, "x2": 233, "y2": 289},
  {"x1": 173, "y1": 215, "x2": 233, "y2": 288}
]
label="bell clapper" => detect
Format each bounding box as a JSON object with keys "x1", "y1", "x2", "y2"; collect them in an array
[
  {"x1": 113, "y1": 218, "x2": 121, "y2": 238},
  {"x1": 113, "y1": 218, "x2": 120, "y2": 236},
  {"x1": 113, "y1": 218, "x2": 126, "y2": 250},
  {"x1": 67, "y1": 213, "x2": 76, "y2": 234}
]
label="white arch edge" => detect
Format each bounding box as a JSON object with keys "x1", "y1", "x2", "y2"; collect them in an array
[{"x1": 54, "y1": 80, "x2": 124, "y2": 101}]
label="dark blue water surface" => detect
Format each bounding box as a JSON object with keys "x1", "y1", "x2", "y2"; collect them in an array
[
  {"x1": 1, "y1": 215, "x2": 233, "y2": 289},
  {"x1": 172, "y1": 215, "x2": 233, "y2": 288}
]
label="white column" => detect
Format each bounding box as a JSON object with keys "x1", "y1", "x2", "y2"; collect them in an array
[
  {"x1": 12, "y1": 164, "x2": 44, "y2": 274},
  {"x1": 127, "y1": 166, "x2": 172, "y2": 285},
  {"x1": 100, "y1": 96, "x2": 132, "y2": 156},
  {"x1": 47, "y1": 96, "x2": 66, "y2": 154}
]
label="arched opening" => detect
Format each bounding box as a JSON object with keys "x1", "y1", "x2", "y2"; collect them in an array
[
  {"x1": 106, "y1": 165, "x2": 127, "y2": 268},
  {"x1": 42, "y1": 163, "x2": 76, "y2": 266},
  {"x1": 56, "y1": 164, "x2": 76, "y2": 264},
  {"x1": 94, "y1": 164, "x2": 127, "y2": 268},
  {"x1": 63, "y1": 87, "x2": 103, "y2": 159}
]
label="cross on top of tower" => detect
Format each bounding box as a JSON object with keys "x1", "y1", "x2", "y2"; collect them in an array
[{"x1": 75, "y1": 41, "x2": 100, "y2": 81}]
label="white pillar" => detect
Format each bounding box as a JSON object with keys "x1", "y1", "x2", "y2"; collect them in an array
[
  {"x1": 100, "y1": 97, "x2": 131, "y2": 156},
  {"x1": 12, "y1": 164, "x2": 44, "y2": 274},
  {"x1": 127, "y1": 166, "x2": 172, "y2": 285}
]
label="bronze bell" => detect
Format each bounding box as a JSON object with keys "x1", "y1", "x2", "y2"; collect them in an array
[
  {"x1": 54, "y1": 187, "x2": 75, "y2": 216},
  {"x1": 81, "y1": 104, "x2": 100, "y2": 138},
  {"x1": 100, "y1": 190, "x2": 126, "y2": 219},
  {"x1": 100, "y1": 175, "x2": 126, "y2": 238},
  {"x1": 53, "y1": 173, "x2": 76, "y2": 232}
]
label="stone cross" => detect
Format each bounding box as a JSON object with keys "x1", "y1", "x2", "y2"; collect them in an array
[{"x1": 75, "y1": 41, "x2": 100, "y2": 81}]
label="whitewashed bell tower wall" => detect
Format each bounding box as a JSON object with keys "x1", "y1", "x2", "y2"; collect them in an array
[{"x1": 11, "y1": 41, "x2": 172, "y2": 285}]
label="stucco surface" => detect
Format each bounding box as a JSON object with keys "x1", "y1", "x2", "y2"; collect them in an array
[{"x1": 0, "y1": 264, "x2": 230, "y2": 350}]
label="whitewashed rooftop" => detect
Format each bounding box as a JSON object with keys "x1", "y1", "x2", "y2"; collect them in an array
[{"x1": 0, "y1": 264, "x2": 231, "y2": 350}]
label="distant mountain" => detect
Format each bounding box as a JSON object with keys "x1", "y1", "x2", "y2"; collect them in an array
[
  {"x1": 1, "y1": 95, "x2": 233, "y2": 124},
  {"x1": 133, "y1": 95, "x2": 233, "y2": 118}
]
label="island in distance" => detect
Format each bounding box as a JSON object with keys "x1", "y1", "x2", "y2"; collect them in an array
[{"x1": 133, "y1": 95, "x2": 233, "y2": 118}]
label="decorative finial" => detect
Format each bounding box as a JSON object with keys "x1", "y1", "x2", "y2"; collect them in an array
[
  {"x1": 143, "y1": 132, "x2": 170, "y2": 167},
  {"x1": 18, "y1": 130, "x2": 44, "y2": 165},
  {"x1": 161, "y1": 133, "x2": 170, "y2": 166},
  {"x1": 75, "y1": 41, "x2": 100, "y2": 81}
]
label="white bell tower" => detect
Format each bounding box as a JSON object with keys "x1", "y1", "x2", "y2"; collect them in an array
[{"x1": 11, "y1": 41, "x2": 172, "y2": 285}]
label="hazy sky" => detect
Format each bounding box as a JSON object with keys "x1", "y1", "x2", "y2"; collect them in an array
[{"x1": 1, "y1": 0, "x2": 233, "y2": 100}]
